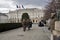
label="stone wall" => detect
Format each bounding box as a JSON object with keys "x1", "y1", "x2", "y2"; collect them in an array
[{"x1": 51, "y1": 21, "x2": 60, "y2": 40}]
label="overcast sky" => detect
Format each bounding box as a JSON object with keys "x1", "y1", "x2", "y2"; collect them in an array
[{"x1": 0, "y1": 0, "x2": 51, "y2": 13}]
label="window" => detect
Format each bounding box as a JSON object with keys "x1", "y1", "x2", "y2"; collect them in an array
[
  {"x1": 57, "y1": 9, "x2": 60, "y2": 21},
  {"x1": 33, "y1": 20, "x2": 34, "y2": 23},
  {"x1": 36, "y1": 20, "x2": 37, "y2": 23}
]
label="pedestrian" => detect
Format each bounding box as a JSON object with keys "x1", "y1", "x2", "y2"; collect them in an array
[
  {"x1": 50, "y1": 13, "x2": 57, "y2": 32},
  {"x1": 28, "y1": 19, "x2": 32, "y2": 30},
  {"x1": 47, "y1": 18, "x2": 51, "y2": 30},
  {"x1": 22, "y1": 19, "x2": 27, "y2": 32}
]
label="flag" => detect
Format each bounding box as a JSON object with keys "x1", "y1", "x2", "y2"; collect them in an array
[
  {"x1": 16, "y1": 5, "x2": 21, "y2": 9},
  {"x1": 16, "y1": 5, "x2": 19, "y2": 8},
  {"x1": 22, "y1": 5, "x2": 24, "y2": 9}
]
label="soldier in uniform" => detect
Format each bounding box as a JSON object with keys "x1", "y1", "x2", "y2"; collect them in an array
[
  {"x1": 22, "y1": 19, "x2": 30, "y2": 32},
  {"x1": 22, "y1": 19, "x2": 27, "y2": 31},
  {"x1": 28, "y1": 19, "x2": 32, "y2": 30}
]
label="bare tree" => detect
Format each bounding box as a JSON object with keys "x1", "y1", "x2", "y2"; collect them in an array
[{"x1": 44, "y1": 0, "x2": 56, "y2": 20}]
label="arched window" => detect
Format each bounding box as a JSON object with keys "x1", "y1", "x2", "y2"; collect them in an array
[
  {"x1": 36, "y1": 20, "x2": 37, "y2": 23},
  {"x1": 33, "y1": 20, "x2": 34, "y2": 23}
]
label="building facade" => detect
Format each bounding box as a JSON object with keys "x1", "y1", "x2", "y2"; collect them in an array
[
  {"x1": 0, "y1": 13, "x2": 8, "y2": 23},
  {"x1": 8, "y1": 8, "x2": 44, "y2": 23},
  {"x1": 55, "y1": 0, "x2": 60, "y2": 21}
]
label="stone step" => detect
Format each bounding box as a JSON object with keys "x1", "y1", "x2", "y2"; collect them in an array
[
  {"x1": 53, "y1": 30, "x2": 60, "y2": 37},
  {"x1": 55, "y1": 21, "x2": 60, "y2": 31}
]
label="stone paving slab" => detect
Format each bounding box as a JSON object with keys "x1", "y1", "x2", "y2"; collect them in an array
[{"x1": 0, "y1": 24, "x2": 51, "y2": 40}]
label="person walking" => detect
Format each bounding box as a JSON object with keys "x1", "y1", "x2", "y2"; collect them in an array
[
  {"x1": 28, "y1": 20, "x2": 32, "y2": 30},
  {"x1": 22, "y1": 19, "x2": 27, "y2": 31}
]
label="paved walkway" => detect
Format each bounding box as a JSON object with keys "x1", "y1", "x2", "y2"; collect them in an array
[{"x1": 0, "y1": 24, "x2": 51, "y2": 40}]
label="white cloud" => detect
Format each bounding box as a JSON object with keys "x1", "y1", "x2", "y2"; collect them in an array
[
  {"x1": 0, "y1": 0, "x2": 15, "y2": 8},
  {"x1": 0, "y1": 8, "x2": 8, "y2": 13},
  {"x1": 25, "y1": 4, "x2": 45, "y2": 9},
  {"x1": 0, "y1": 0, "x2": 16, "y2": 13},
  {"x1": 0, "y1": 8, "x2": 16, "y2": 13},
  {"x1": 0, "y1": 0, "x2": 46, "y2": 13}
]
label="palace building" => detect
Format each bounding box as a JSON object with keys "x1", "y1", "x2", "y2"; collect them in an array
[{"x1": 7, "y1": 8, "x2": 45, "y2": 23}]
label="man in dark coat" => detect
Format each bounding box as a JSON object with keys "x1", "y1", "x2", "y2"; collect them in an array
[
  {"x1": 28, "y1": 20, "x2": 32, "y2": 30},
  {"x1": 22, "y1": 19, "x2": 27, "y2": 31}
]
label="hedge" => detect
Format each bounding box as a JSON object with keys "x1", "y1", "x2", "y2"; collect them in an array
[{"x1": 0, "y1": 23, "x2": 22, "y2": 32}]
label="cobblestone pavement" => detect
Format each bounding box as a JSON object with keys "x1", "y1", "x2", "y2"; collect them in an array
[{"x1": 0, "y1": 24, "x2": 51, "y2": 40}]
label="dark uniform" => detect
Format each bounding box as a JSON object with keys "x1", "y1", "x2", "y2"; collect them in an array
[
  {"x1": 22, "y1": 19, "x2": 27, "y2": 31},
  {"x1": 28, "y1": 21, "x2": 32, "y2": 30}
]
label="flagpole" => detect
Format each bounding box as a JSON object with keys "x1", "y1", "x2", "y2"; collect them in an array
[
  {"x1": 17, "y1": 9, "x2": 19, "y2": 23},
  {"x1": 16, "y1": 5, "x2": 19, "y2": 23}
]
